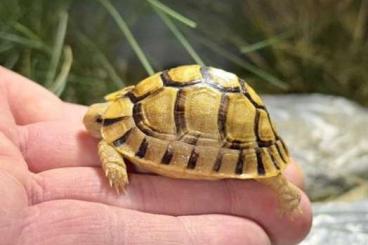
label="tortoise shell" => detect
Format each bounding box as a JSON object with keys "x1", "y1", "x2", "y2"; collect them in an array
[{"x1": 99, "y1": 65, "x2": 289, "y2": 180}]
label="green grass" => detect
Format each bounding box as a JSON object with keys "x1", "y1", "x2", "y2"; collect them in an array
[
  {"x1": 45, "y1": 10, "x2": 68, "y2": 86},
  {"x1": 0, "y1": 0, "x2": 367, "y2": 106},
  {"x1": 98, "y1": 0, "x2": 155, "y2": 76},
  {"x1": 152, "y1": 3, "x2": 204, "y2": 66}
]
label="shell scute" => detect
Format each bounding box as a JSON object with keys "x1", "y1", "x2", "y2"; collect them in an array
[
  {"x1": 167, "y1": 65, "x2": 202, "y2": 83},
  {"x1": 225, "y1": 93, "x2": 257, "y2": 144},
  {"x1": 257, "y1": 110, "x2": 276, "y2": 142},
  {"x1": 132, "y1": 72, "x2": 164, "y2": 98},
  {"x1": 140, "y1": 87, "x2": 177, "y2": 135},
  {"x1": 103, "y1": 98, "x2": 133, "y2": 119},
  {"x1": 184, "y1": 87, "x2": 221, "y2": 138}
]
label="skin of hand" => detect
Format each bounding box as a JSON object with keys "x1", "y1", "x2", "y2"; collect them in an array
[{"x1": 0, "y1": 66, "x2": 312, "y2": 245}]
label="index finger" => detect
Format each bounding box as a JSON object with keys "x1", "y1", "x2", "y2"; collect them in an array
[{"x1": 0, "y1": 66, "x2": 64, "y2": 124}]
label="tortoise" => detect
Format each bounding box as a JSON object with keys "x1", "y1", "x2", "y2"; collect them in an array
[{"x1": 83, "y1": 64, "x2": 301, "y2": 214}]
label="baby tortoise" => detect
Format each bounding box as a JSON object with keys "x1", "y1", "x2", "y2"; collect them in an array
[{"x1": 84, "y1": 65, "x2": 301, "y2": 215}]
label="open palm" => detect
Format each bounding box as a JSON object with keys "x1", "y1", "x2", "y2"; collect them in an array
[{"x1": 0, "y1": 67, "x2": 311, "y2": 245}]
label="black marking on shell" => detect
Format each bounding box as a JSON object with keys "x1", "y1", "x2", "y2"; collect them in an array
[
  {"x1": 258, "y1": 140, "x2": 274, "y2": 148},
  {"x1": 235, "y1": 150, "x2": 245, "y2": 175},
  {"x1": 268, "y1": 148, "x2": 280, "y2": 170},
  {"x1": 254, "y1": 109, "x2": 261, "y2": 143},
  {"x1": 161, "y1": 70, "x2": 201, "y2": 87},
  {"x1": 126, "y1": 85, "x2": 165, "y2": 104},
  {"x1": 113, "y1": 128, "x2": 133, "y2": 147},
  {"x1": 125, "y1": 91, "x2": 139, "y2": 103},
  {"x1": 132, "y1": 103, "x2": 153, "y2": 136},
  {"x1": 136, "y1": 137, "x2": 149, "y2": 158},
  {"x1": 213, "y1": 150, "x2": 223, "y2": 172},
  {"x1": 178, "y1": 132, "x2": 201, "y2": 145},
  {"x1": 222, "y1": 140, "x2": 254, "y2": 150},
  {"x1": 253, "y1": 108, "x2": 277, "y2": 148},
  {"x1": 239, "y1": 79, "x2": 266, "y2": 110},
  {"x1": 187, "y1": 148, "x2": 199, "y2": 169},
  {"x1": 264, "y1": 107, "x2": 280, "y2": 140},
  {"x1": 280, "y1": 138, "x2": 289, "y2": 156},
  {"x1": 256, "y1": 149, "x2": 266, "y2": 175},
  {"x1": 228, "y1": 140, "x2": 244, "y2": 150},
  {"x1": 253, "y1": 110, "x2": 274, "y2": 148},
  {"x1": 174, "y1": 89, "x2": 187, "y2": 136},
  {"x1": 275, "y1": 141, "x2": 288, "y2": 163},
  {"x1": 218, "y1": 94, "x2": 229, "y2": 140},
  {"x1": 161, "y1": 144, "x2": 174, "y2": 165},
  {"x1": 102, "y1": 116, "x2": 127, "y2": 126}
]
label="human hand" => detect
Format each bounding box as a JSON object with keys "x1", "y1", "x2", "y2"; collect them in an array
[{"x1": 0, "y1": 66, "x2": 312, "y2": 245}]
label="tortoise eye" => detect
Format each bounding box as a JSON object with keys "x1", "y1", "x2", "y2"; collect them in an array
[{"x1": 95, "y1": 117, "x2": 103, "y2": 124}]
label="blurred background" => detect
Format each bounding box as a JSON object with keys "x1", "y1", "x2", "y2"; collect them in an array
[
  {"x1": 1, "y1": 0, "x2": 367, "y2": 105},
  {"x1": 1, "y1": 0, "x2": 368, "y2": 244}
]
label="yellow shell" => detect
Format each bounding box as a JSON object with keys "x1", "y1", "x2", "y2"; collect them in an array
[{"x1": 99, "y1": 65, "x2": 289, "y2": 180}]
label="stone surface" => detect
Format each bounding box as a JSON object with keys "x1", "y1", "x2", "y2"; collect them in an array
[
  {"x1": 264, "y1": 94, "x2": 368, "y2": 201},
  {"x1": 301, "y1": 200, "x2": 368, "y2": 245}
]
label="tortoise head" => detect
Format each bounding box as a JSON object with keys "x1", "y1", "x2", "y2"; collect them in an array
[
  {"x1": 83, "y1": 102, "x2": 109, "y2": 138},
  {"x1": 83, "y1": 86, "x2": 135, "y2": 138}
]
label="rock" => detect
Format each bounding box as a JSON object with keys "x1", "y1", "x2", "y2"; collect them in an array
[
  {"x1": 301, "y1": 200, "x2": 368, "y2": 245},
  {"x1": 264, "y1": 94, "x2": 368, "y2": 201}
]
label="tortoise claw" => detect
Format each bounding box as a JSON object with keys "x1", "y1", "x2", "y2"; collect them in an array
[{"x1": 98, "y1": 140, "x2": 129, "y2": 193}]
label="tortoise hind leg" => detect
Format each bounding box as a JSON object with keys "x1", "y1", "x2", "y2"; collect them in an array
[
  {"x1": 98, "y1": 140, "x2": 129, "y2": 193},
  {"x1": 256, "y1": 174, "x2": 302, "y2": 217}
]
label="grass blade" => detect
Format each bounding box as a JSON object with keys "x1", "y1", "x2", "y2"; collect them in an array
[
  {"x1": 46, "y1": 11, "x2": 68, "y2": 85},
  {"x1": 0, "y1": 32, "x2": 50, "y2": 52},
  {"x1": 50, "y1": 45, "x2": 73, "y2": 96},
  {"x1": 3, "y1": 52, "x2": 20, "y2": 69},
  {"x1": 0, "y1": 42, "x2": 13, "y2": 53},
  {"x1": 13, "y1": 22, "x2": 43, "y2": 42},
  {"x1": 240, "y1": 32, "x2": 292, "y2": 54},
  {"x1": 77, "y1": 32, "x2": 125, "y2": 87},
  {"x1": 192, "y1": 34, "x2": 289, "y2": 90},
  {"x1": 147, "y1": 0, "x2": 197, "y2": 28},
  {"x1": 153, "y1": 6, "x2": 204, "y2": 66},
  {"x1": 353, "y1": 0, "x2": 368, "y2": 45},
  {"x1": 98, "y1": 0, "x2": 154, "y2": 75}
]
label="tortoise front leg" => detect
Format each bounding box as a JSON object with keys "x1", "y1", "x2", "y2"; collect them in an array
[
  {"x1": 256, "y1": 174, "x2": 302, "y2": 217},
  {"x1": 98, "y1": 140, "x2": 129, "y2": 193}
]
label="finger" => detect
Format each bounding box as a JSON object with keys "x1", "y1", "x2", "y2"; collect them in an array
[
  {"x1": 0, "y1": 132, "x2": 30, "y2": 217},
  {"x1": 284, "y1": 159, "x2": 305, "y2": 190},
  {"x1": 19, "y1": 119, "x2": 144, "y2": 172},
  {"x1": 32, "y1": 167, "x2": 312, "y2": 245},
  {"x1": 18, "y1": 121, "x2": 100, "y2": 172},
  {"x1": 0, "y1": 131, "x2": 28, "y2": 181},
  {"x1": 11, "y1": 199, "x2": 270, "y2": 245},
  {"x1": 0, "y1": 66, "x2": 63, "y2": 125},
  {"x1": 0, "y1": 77, "x2": 17, "y2": 142},
  {"x1": 62, "y1": 102, "x2": 89, "y2": 121}
]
